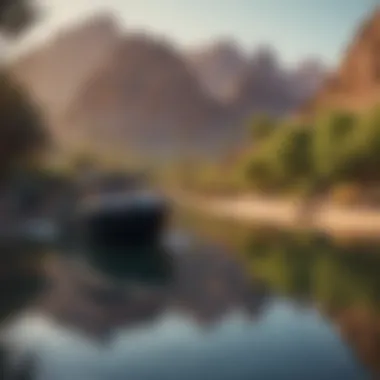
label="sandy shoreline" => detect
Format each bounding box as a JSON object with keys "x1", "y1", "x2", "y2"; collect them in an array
[{"x1": 172, "y1": 193, "x2": 380, "y2": 238}]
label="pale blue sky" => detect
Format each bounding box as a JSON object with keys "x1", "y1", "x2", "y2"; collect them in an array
[{"x1": 13, "y1": 0, "x2": 379, "y2": 66}]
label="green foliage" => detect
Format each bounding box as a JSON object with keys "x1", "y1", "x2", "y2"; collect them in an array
[
  {"x1": 183, "y1": 212, "x2": 380, "y2": 311},
  {"x1": 183, "y1": 106, "x2": 380, "y2": 199},
  {"x1": 245, "y1": 152, "x2": 274, "y2": 191},
  {"x1": 247, "y1": 113, "x2": 276, "y2": 143},
  {"x1": 266, "y1": 123, "x2": 312, "y2": 188},
  {"x1": 312, "y1": 110, "x2": 357, "y2": 182},
  {"x1": 0, "y1": 0, "x2": 36, "y2": 35},
  {"x1": 0, "y1": 1, "x2": 46, "y2": 178},
  {"x1": 246, "y1": 230, "x2": 380, "y2": 309}
]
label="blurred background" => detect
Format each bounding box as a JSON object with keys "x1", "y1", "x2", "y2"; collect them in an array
[{"x1": 1, "y1": 0, "x2": 380, "y2": 379}]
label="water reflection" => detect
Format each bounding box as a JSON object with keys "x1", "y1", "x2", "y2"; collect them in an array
[
  {"x1": 244, "y1": 235, "x2": 380, "y2": 377},
  {"x1": 0, "y1": 222, "x2": 377, "y2": 379},
  {"x1": 36, "y1": 253, "x2": 171, "y2": 343},
  {"x1": 0, "y1": 242, "x2": 45, "y2": 323},
  {"x1": 32, "y1": 236, "x2": 270, "y2": 343},
  {"x1": 181, "y1": 212, "x2": 380, "y2": 378}
]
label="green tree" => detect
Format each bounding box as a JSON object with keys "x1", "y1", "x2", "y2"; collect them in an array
[
  {"x1": 0, "y1": 1, "x2": 47, "y2": 177},
  {"x1": 248, "y1": 114, "x2": 276, "y2": 143},
  {"x1": 0, "y1": 73, "x2": 47, "y2": 177},
  {"x1": 312, "y1": 110, "x2": 356, "y2": 184},
  {"x1": 245, "y1": 151, "x2": 275, "y2": 191},
  {"x1": 345, "y1": 106, "x2": 380, "y2": 183},
  {"x1": 266, "y1": 124, "x2": 313, "y2": 188},
  {"x1": 0, "y1": 0, "x2": 36, "y2": 35}
]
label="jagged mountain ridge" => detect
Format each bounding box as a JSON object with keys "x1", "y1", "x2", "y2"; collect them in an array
[
  {"x1": 187, "y1": 39, "x2": 247, "y2": 103},
  {"x1": 189, "y1": 43, "x2": 327, "y2": 118}
]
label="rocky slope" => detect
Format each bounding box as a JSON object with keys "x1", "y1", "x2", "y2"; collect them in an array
[
  {"x1": 62, "y1": 34, "x2": 235, "y2": 157},
  {"x1": 298, "y1": 8, "x2": 380, "y2": 118},
  {"x1": 187, "y1": 39, "x2": 246, "y2": 103},
  {"x1": 189, "y1": 42, "x2": 326, "y2": 119}
]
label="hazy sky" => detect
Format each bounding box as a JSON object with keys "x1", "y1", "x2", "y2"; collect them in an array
[{"x1": 12, "y1": 0, "x2": 379, "y2": 66}]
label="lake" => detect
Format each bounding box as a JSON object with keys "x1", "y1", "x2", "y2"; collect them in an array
[{"x1": 1, "y1": 211, "x2": 379, "y2": 380}]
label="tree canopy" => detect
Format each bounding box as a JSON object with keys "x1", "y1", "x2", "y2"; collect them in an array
[
  {"x1": 0, "y1": 0, "x2": 47, "y2": 178},
  {"x1": 0, "y1": 0, "x2": 36, "y2": 35},
  {"x1": 176, "y1": 106, "x2": 380, "y2": 202}
]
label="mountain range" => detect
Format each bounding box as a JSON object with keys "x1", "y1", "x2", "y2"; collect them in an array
[
  {"x1": 188, "y1": 42, "x2": 326, "y2": 117},
  {"x1": 9, "y1": 14, "x2": 328, "y2": 157}
]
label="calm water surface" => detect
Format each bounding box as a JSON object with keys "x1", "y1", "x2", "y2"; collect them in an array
[{"x1": 3, "y1": 213, "x2": 380, "y2": 380}]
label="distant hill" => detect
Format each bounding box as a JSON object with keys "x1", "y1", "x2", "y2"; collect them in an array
[
  {"x1": 290, "y1": 59, "x2": 327, "y2": 105},
  {"x1": 188, "y1": 43, "x2": 326, "y2": 119},
  {"x1": 187, "y1": 39, "x2": 246, "y2": 103},
  {"x1": 62, "y1": 34, "x2": 236, "y2": 157},
  {"x1": 298, "y1": 8, "x2": 380, "y2": 118}
]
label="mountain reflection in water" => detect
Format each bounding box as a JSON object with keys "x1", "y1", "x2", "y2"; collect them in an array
[
  {"x1": 33, "y1": 237, "x2": 269, "y2": 342},
  {"x1": 1, "y1": 223, "x2": 378, "y2": 379}
]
